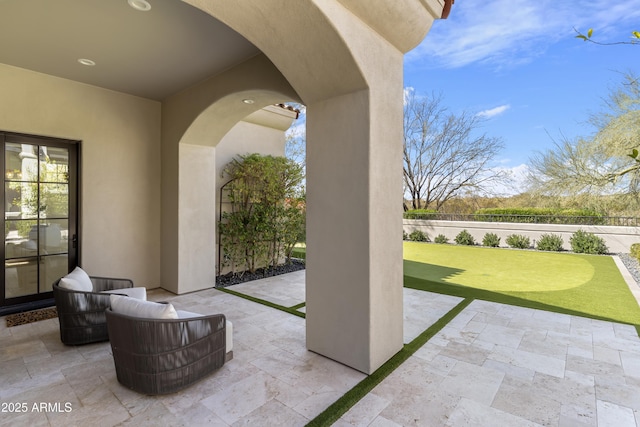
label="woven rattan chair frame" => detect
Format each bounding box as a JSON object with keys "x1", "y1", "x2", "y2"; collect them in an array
[
  {"x1": 105, "y1": 308, "x2": 227, "y2": 395},
  {"x1": 52, "y1": 276, "x2": 134, "y2": 345}
]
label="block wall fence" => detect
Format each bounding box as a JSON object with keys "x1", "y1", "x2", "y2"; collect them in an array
[{"x1": 403, "y1": 220, "x2": 640, "y2": 253}]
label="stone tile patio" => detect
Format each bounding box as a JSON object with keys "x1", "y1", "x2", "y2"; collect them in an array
[{"x1": 1, "y1": 270, "x2": 639, "y2": 426}]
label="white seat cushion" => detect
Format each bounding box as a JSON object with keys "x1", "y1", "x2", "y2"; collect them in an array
[
  {"x1": 58, "y1": 267, "x2": 93, "y2": 292},
  {"x1": 101, "y1": 287, "x2": 147, "y2": 300},
  {"x1": 109, "y1": 294, "x2": 178, "y2": 319}
]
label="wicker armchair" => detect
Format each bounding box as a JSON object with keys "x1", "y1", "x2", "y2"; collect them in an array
[
  {"x1": 105, "y1": 307, "x2": 229, "y2": 395},
  {"x1": 52, "y1": 276, "x2": 135, "y2": 345}
]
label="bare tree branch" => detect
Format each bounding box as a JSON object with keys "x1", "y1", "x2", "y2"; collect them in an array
[{"x1": 403, "y1": 91, "x2": 508, "y2": 210}]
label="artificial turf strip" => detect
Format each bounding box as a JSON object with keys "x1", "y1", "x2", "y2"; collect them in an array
[
  {"x1": 216, "y1": 287, "x2": 305, "y2": 319},
  {"x1": 289, "y1": 302, "x2": 306, "y2": 310},
  {"x1": 306, "y1": 298, "x2": 474, "y2": 427},
  {"x1": 404, "y1": 242, "x2": 640, "y2": 326}
]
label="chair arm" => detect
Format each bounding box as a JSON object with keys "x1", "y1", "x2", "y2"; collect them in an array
[
  {"x1": 91, "y1": 276, "x2": 134, "y2": 292},
  {"x1": 53, "y1": 283, "x2": 114, "y2": 315}
]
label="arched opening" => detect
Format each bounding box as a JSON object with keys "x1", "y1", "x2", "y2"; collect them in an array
[{"x1": 165, "y1": 0, "x2": 442, "y2": 374}]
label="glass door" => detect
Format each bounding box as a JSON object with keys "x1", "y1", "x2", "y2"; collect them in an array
[{"x1": 1, "y1": 132, "x2": 78, "y2": 308}]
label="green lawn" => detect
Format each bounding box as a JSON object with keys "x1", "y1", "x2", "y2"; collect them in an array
[{"x1": 404, "y1": 242, "x2": 640, "y2": 326}]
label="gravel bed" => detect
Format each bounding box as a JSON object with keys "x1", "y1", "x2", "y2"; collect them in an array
[
  {"x1": 618, "y1": 253, "x2": 640, "y2": 285},
  {"x1": 215, "y1": 259, "x2": 305, "y2": 288}
]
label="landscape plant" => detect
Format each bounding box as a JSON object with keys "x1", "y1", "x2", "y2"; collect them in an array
[
  {"x1": 631, "y1": 243, "x2": 640, "y2": 261},
  {"x1": 409, "y1": 230, "x2": 428, "y2": 242},
  {"x1": 506, "y1": 234, "x2": 530, "y2": 249},
  {"x1": 482, "y1": 232, "x2": 500, "y2": 247},
  {"x1": 219, "y1": 153, "x2": 305, "y2": 275},
  {"x1": 434, "y1": 234, "x2": 449, "y2": 244},
  {"x1": 454, "y1": 229, "x2": 475, "y2": 245},
  {"x1": 570, "y1": 229, "x2": 608, "y2": 255},
  {"x1": 537, "y1": 233, "x2": 564, "y2": 251}
]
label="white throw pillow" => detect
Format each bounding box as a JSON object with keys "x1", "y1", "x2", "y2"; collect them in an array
[
  {"x1": 109, "y1": 294, "x2": 178, "y2": 319},
  {"x1": 58, "y1": 277, "x2": 83, "y2": 291},
  {"x1": 59, "y1": 267, "x2": 93, "y2": 292}
]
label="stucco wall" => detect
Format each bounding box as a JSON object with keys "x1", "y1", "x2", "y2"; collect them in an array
[
  {"x1": 0, "y1": 63, "x2": 161, "y2": 287},
  {"x1": 404, "y1": 219, "x2": 640, "y2": 253}
]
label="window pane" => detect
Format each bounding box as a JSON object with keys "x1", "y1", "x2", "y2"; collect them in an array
[
  {"x1": 5, "y1": 258, "x2": 38, "y2": 298},
  {"x1": 40, "y1": 255, "x2": 68, "y2": 293},
  {"x1": 5, "y1": 219, "x2": 38, "y2": 258},
  {"x1": 38, "y1": 220, "x2": 68, "y2": 254},
  {"x1": 5, "y1": 182, "x2": 38, "y2": 219},
  {"x1": 40, "y1": 183, "x2": 68, "y2": 218},
  {"x1": 40, "y1": 147, "x2": 69, "y2": 183},
  {"x1": 5, "y1": 143, "x2": 38, "y2": 182}
]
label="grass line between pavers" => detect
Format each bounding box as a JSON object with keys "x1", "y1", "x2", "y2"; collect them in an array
[
  {"x1": 289, "y1": 302, "x2": 306, "y2": 310},
  {"x1": 216, "y1": 287, "x2": 305, "y2": 318},
  {"x1": 306, "y1": 298, "x2": 474, "y2": 427}
]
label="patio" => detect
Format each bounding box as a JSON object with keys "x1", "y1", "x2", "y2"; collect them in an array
[{"x1": 1, "y1": 270, "x2": 640, "y2": 426}]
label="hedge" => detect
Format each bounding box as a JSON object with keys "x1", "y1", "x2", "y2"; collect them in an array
[
  {"x1": 473, "y1": 208, "x2": 605, "y2": 225},
  {"x1": 403, "y1": 209, "x2": 438, "y2": 219}
]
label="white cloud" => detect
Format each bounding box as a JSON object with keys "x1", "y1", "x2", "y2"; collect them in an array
[
  {"x1": 477, "y1": 104, "x2": 510, "y2": 119},
  {"x1": 489, "y1": 163, "x2": 531, "y2": 196},
  {"x1": 403, "y1": 86, "x2": 415, "y2": 105},
  {"x1": 407, "y1": 0, "x2": 640, "y2": 69},
  {"x1": 473, "y1": 163, "x2": 531, "y2": 196}
]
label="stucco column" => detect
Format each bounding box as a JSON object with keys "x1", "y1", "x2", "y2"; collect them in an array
[
  {"x1": 306, "y1": 74, "x2": 404, "y2": 374},
  {"x1": 177, "y1": 143, "x2": 217, "y2": 293}
]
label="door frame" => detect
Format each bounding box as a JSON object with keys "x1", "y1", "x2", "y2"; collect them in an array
[{"x1": 0, "y1": 131, "x2": 79, "y2": 315}]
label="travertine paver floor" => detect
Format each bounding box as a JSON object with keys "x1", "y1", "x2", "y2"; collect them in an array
[
  {"x1": 1, "y1": 270, "x2": 640, "y2": 426},
  {"x1": 337, "y1": 300, "x2": 640, "y2": 427}
]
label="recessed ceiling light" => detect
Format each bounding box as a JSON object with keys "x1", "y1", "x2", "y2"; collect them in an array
[
  {"x1": 242, "y1": 99, "x2": 255, "y2": 104},
  {"x1": 128, "y1": 0, "x2": 151, "y2": 11},
  {"x1": 78, "y1": 58, "x2": 96, "y2": 66}
]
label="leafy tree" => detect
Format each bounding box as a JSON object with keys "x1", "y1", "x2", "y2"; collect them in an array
[
  {"x1": 219, "y1": 154, "x2": 305, "y2": 275},
  {"x1": 403, "y1": 90, "x2": 508, "y2": 210},
  {"x1": 528, "y1": 72, "x2": 640, "y2": 198}
]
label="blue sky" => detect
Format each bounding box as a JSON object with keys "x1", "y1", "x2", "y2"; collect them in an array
[{"x1": 404, "y1": 0, "x2": 640, "y2": 194}]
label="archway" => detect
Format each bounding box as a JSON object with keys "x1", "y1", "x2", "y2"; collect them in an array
[{"x1": 165, "y1": 0, "x2": 444, "y2": 374}]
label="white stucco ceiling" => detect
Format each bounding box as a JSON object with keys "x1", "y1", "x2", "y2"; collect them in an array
[{"x1": 0, "y1": 0, "x2": 260, "y2": 100}]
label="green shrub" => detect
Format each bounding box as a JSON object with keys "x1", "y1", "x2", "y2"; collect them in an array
[
  {"x1": 403, "y1": 230, "x2": 408, "y2": 241},
  {"x1": 506, "y1": 234, "x2": 530, "y2": 249},
  {"x1": 631, "y1": 243, "x2": 640, "y2": 261},
  {"x1": 434, "y1": 234, "x2": 449, "y2": 244},
  {"x1": 570, "y1": 230, "x2": 608, "y2": 254},
  {"x1": 482, "y1": 233, "x2": 501, "y2": 247},
  {"x1": 454, "y1": 230, "x2": 475, "y2": 245},
  {"x1": 409, "y1": 230, "x2": 428, "y2": 242},
  {"x1": 403, "y1": 209, "x2": 438, "y2": 219},
  {"x1": 536, "y1": 233, "x2": 564, "y2": 251},
  {"x1": 219, "y1": 154, "x2": 305, "y2": 274}
]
